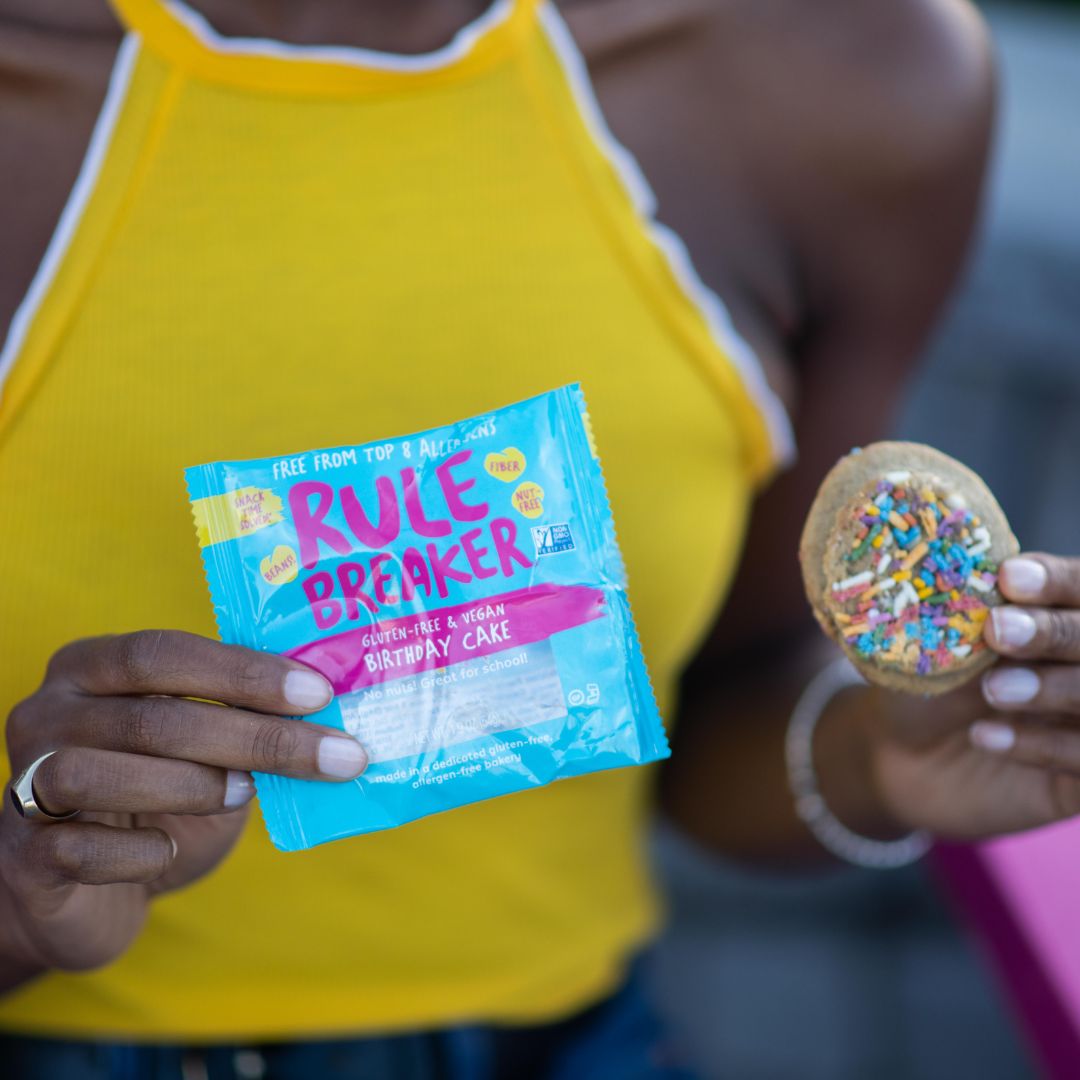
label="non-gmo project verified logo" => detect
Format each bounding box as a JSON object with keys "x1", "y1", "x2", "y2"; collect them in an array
[{"x1": 531, "y1": 523, "x2": 575, "y2": 557}]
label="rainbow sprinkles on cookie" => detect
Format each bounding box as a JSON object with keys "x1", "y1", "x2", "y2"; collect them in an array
[{"x1": 801, "y1": 443, "x2": 1019, "y2": 695}]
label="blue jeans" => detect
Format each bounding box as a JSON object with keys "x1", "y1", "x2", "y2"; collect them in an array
[{"x1": 0, "y1": 962, "x2": 697, "y2": 1080}]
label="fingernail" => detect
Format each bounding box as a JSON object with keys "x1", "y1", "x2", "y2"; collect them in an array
[
  {"x1": 317, "y1": 736, "x2": 367, "y2": 779},
  {"x1": 169, "y1": 835, "x2": 179, "y2": 859},
  {"x1": 1002, "y1": 558, "x2": 1048, "y2": 601},
  {"x1": 284, "y1": 669, "x2": 333, "y2": 710},
  {"x1": 983, "y1": 668, "x2": 1040, "y2": 706},
  {"x1": 992, "y1": 607, "x2": 1037, "y2": 648},
  {"x1": 970, "y1": 721, "x2": 1016, "y2": 753},
  {"x1": 224, "y1": 770, "x2": 255, "y2": 809}
]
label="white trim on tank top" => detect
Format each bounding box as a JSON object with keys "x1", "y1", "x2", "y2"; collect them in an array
[
  {"x1": 162, "y1": 0, "x2": 517, "y2": 72},
  {"x1": 0, "y1": 35, "x2": 141, "y2": 402},
  {"x1": 537, "y1": 2, "x2": 796, "y2": 467}
]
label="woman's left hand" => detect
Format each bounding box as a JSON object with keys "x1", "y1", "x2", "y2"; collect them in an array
[{"x1": 870, "y1": 553, "x2": 1080, "y2": 839}]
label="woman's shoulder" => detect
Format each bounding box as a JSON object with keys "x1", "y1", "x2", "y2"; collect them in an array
[
  {"x1": 0, "y1": 7, "x2": 121, "y2": 349},
  {"x1": 778, "y1": 0, "x2": 995, "y2": 177},
  {"x1": 566, "y1": 0, "x2": 994, "y2": 176}
]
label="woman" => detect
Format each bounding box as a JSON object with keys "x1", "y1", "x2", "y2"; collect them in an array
[{"x1": 1, "y1": 1, "x2": 1077, "y2": 1076}]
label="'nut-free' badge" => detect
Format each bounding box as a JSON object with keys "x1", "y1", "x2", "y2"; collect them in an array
[{"x1": 512, "y1": 481, "x2": 544, "y2": 519}]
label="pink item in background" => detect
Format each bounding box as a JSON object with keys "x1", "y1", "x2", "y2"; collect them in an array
[{"x1": 935, "y1": 824, "x2": 1080, "y2": 1079}]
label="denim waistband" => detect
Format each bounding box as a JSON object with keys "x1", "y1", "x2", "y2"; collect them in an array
[{"x1": 0, "y1": 961, "x2": 698, "y2": 1080}]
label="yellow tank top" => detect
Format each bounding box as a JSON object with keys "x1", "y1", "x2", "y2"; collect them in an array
[{"x1": 0, "y1": 0, "x2": 791, "y2": 1040}]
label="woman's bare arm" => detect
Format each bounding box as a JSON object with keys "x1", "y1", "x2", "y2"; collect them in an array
[{"x1": 569, "y1": 0, "x2": 1002, "y2": 856}]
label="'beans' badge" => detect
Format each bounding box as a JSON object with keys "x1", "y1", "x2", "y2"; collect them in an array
[{"x1": 260, "y1": 545, "x2": 299, "y2": 586}]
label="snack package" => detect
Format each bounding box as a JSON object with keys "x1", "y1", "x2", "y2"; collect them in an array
[{"x1": 185, "y1": 385, "x2": 667, "y2": 850}]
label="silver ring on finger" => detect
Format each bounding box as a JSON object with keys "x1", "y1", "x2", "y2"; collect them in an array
[{"x1": 9, "y1": 752, "x2": 80, "y2": 822}]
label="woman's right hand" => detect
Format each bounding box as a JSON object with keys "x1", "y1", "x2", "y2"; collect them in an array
[{"x1": 0, "y1": 630, "x2": 366, "y2": 982}]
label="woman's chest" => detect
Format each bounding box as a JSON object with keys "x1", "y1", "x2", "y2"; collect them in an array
[{"x1": 0, "y1": 8, "x2": 761, "y2": 713}]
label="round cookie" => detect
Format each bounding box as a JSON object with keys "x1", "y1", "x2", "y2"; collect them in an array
[{"x1": 800, "y1": 442, "x2": 1019, "y2": 695}]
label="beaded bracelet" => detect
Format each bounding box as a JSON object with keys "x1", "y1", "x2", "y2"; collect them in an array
[{"x1": 785, "y1": 657, "x2": 933, "y2": 869}]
